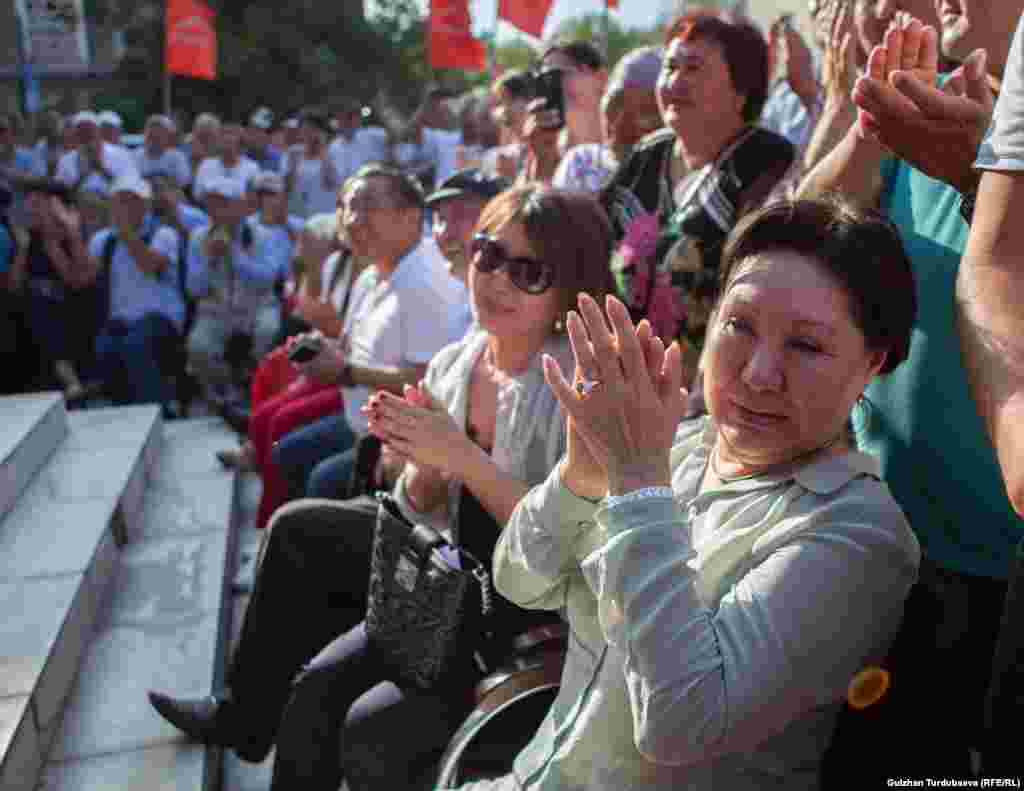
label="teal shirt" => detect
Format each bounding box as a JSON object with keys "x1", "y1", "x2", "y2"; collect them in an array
[{"x1": 853, "y1": 157, "x2": 1023, "y2": 579}]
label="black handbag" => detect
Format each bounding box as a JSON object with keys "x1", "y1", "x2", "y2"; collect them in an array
[{"x1": 365, "y1": 493, "x2": 494, "y2": 689}]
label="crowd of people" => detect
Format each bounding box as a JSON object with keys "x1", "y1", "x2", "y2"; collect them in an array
[{"x1": 3, "y1": 0, "x2": 1024, "y2": 788}]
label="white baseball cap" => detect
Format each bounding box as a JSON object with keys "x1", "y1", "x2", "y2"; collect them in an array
[
  {"x1": 204, "y1": 176, "x2": 245, "y2": 200},
  {"x1": 250, "y1": 107, "x2": 274, "y2": 130},
  {"x1": 110, "y1": 174, "x2": 153, "y2": 201},
  {"x1": 98, "y1": 111, "x2": 123, "y2": 129},
  {"x1": 146, "y1": 114, "x2": 177, "y2": 133}
]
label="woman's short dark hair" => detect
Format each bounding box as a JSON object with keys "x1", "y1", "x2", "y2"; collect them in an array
[
  {"x1": 475, "y1": 185, "x2": 616, "y2": 327},
  {"x1": 719, "y1": 198, "x2": 917, "y2": 375},
  {"x1": 540, "y1": 40, "x2": 607, "y2": 71},
  {"x1": 665, "y1": 9, "x2": 770, "y2": 123},
  {"x1": 349, "y1": 163, "x2": 424, "y2": 211}
]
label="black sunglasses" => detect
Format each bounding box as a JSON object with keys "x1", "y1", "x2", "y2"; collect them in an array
[{"x1": 470, "y1": 232, "x2": 554, "y2": 295}]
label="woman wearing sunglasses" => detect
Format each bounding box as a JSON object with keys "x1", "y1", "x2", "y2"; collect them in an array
[{"x1": 154, "y1": 185, "x2": 615, "y2": 790}]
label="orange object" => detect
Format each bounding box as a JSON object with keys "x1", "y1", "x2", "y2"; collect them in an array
[
  {"x1": 607, "y1": 0, "x2": 620, "y2": 9},
  {"x1": 166, "y1": 0, "x2": 217, "y2": 80},
  {"x1": 430, "y1": 0, "x2": 487, "y2": 71},
  {"x1": 497, "y1": 0, "x2": 555, "y2": 39},
  {"x1": 847, "y1": 666, "x2": 891, "y2": 710}
]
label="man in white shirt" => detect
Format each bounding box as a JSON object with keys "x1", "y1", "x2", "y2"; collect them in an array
[
  {"x1": 425, "y1": 168, "x2": 509, "y2": 339},
  {"x1": 55, "y1": 111, "x2": 140, "y2": 196},
  {"x1": 186, "y1": 175, "x2": 282, "y2": 404},
  {"x1": 327, "y1": 99, "x2": 388, "y2": 186},
  {"x1": 136, "y1": 115, "x2": 192, "y2": 189},
  {"x1": 273, "y1": 163, "x2": 465, "y2": 499},
  {"x1": 98, "y1": 111, "x2": 124, "y2": 147},
  {"x1": 193, "y1": 123, "x2": 261, "y2": 206},
  {"x1": 90, "y1": 175, "x2": 184, "y2": 412}
]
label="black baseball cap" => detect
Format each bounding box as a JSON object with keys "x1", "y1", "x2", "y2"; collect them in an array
[{"x1": 425, "y1": 169, "x2": 509, "y2": 206}]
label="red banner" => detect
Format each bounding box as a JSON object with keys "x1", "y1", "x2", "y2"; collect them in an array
[
  {"x1": 497, "y1": 0, "x2": 554, "y2": 39},
  {"x1": 166, "y1": 0, "x2": 217, "y2": 80},
  {"x1": 430, "y1": 0, "x2": 487, "y2": 71}
]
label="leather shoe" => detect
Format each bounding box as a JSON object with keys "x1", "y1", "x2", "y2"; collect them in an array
[{"x1": 147, "y1": 692, "x2": 269, "y2": 762}]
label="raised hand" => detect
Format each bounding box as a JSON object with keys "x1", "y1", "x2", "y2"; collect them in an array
[
  {"x1": 543, "y1": 294, "x2": 687, "y2": 497},
  {"x1": 853, "y1": 14, "x2": 940, "y2": 139},
  {"x1": 771, "y1": 15, "x2": 819, "y2": 111},
  {"x1": 854, "y1": 28, "x2": 991, "y2": 194},
  {"x1": 822, "y1": 0, "x2": 857, "y2": 111}
]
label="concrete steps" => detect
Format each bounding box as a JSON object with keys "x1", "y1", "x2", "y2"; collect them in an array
[
  {"x1": 0, "y1": 397, "x2": 162, "y2": 791},
  {"x1": 0, "y1": 394, "x2": 240, "y2": 791}
]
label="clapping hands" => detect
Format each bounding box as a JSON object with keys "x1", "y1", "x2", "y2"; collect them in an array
[
  {"x1": 852, "y1": 13, "x2": 992, "y2": 195},
  {"x1": 546, "y1": 294, "x2": 687, "y2": 498}
]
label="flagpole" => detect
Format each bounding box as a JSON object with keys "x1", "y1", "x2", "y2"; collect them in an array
[{"x1": 490, "y1": 0, "x2": 501, "y2": 83}]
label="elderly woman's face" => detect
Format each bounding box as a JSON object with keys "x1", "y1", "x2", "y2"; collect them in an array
[
  {"x1": 469, "y1": 218, "x2": 561, "y2": 341},
  {"x1": 657, "y1": 36, "x2": 746, "y2": 144},
  {"x1": 702, "y1": 250, "x2": 886, "y2": 467}
]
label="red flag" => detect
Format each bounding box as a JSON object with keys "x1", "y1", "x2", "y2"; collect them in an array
[
  {"x1": 498, "y1": 0, "x2": 554, "y2": 39},
  {"x1": 607, "y1": 0, "x2": 620, "y2": 9},
  {"x1": 166, "y1": 0, "x2": 217, "y2": 80},
  {"x1": 430, "y1": 0, "x2": 487, "y2": 71}
]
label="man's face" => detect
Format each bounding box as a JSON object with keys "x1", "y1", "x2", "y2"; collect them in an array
[
  {"x1": 245, "y1": 125, "x2": 269, "y2": 150},
  {"x1": 339, "y1": 176, "x2": 410, "y2": 260},
  {"x1": 335, "y1": 110, "x2": 360, "y2": 137},
  {"x1": 111, "y1": 192, "x2": 147, "y2": 228},
  {"x1": 205, "y1": 192, "x2": 241, "y2": 226},
  {"x1": 220, "y1": 125, "x2": 243, "y2": 157},
  {"x1": 144, "y1": 122, "x2": 167, "y2": 153},
  {"x1": 935, "y1": 0, "x2": 1024, "y2": 70},
  {"x1": 432, "y1": 194, "x2": 485, "y2": 284},
  {"x1": 76, "y1": 121, "x2": 99, "y2": 147}
]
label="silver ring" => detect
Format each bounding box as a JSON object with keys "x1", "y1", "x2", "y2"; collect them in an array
[{"x1": 575, "y1": 379, "x2": 603, "y2": 398}]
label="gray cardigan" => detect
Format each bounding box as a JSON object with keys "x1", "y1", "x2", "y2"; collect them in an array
[{"x1": 393, "y1": 329, "x2": 574, "y2": 541}]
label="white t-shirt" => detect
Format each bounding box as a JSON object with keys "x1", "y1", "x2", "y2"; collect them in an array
[
  {"x1": 88, "y1": 224, "x2": 185, "y2": 330},
  {"x1": 327, "y1": 127, "x2": 389, "y2": 185},
  {"x1": 341, "y1": 237, "x2": 466, "y2": 432},
  {"x1": 193, "y1": 156, "x2": 262, "y2": 202},
  {"x1": 136, "y1": 147, "x2": 192, "y2": 188},
  {"x1": 55, "y1": 142, "x2": 140, "y2": 195},
  {"x1": 976, "y1": 13, "x2": 1024, "y2": 172},
  {"x1": 282, "y1": 149, "x2": 339, "y2": 218}
]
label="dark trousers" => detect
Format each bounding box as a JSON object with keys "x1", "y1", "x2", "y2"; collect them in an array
[
  {"x1": 824, "y1": 555, "x2": 1014, "y2": 782},
  {"x1": 271, "y1": 622, "x2": 475, "y2": 791},
  {"x1": 95, "y1": 313, "x2": 178, "y2": 408},
  {"x1": 226, "y1": 496, "x2": 380, "y2": 754}
]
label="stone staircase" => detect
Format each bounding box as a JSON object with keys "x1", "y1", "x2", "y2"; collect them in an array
[{"x1": 0, "y1": 393, "x2": 243, "y2": 791}]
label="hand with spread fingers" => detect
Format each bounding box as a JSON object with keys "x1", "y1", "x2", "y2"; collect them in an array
[
  {"x1": 544, "y1": 293, "x2": 687, "y2": 497},
  {"x1": 852, "y1": 14, "x2": 941, "y2": 141},
  {"x1": 855, "y1": 43, "x2": 993, "y2": 195}
]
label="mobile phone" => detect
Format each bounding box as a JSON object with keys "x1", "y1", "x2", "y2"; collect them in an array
[
  {"x1": 287, "y1": 335, "x2": 323, "y2": 363},
  {"x1": 533, "y1": 68, "x2": 566, "y2": 131}
]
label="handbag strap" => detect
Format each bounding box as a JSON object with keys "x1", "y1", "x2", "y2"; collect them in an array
[{"x1": 408, "y1": 523, "x2": 444, "y2": 557}]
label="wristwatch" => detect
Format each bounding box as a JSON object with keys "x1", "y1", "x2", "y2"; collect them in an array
[{"x1": 959, "y1": 189, "x2": 977, "y2": 226}]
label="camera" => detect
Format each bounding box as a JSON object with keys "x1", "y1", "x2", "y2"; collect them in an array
[
  {"x1": 287, "y1": 335, "x2": 324, "y2": 364},
  {"x1": 531, "y1": 68, "x2": 566, "y2": 131}
]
